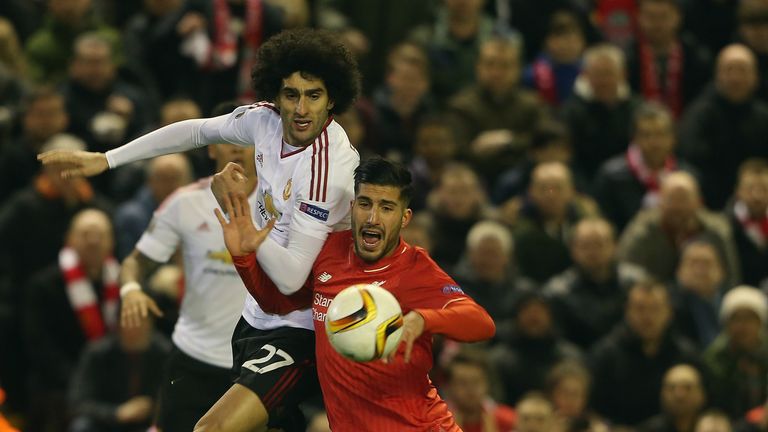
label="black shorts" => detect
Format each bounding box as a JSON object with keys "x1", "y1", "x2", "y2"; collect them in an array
[
  {"x1": 231, "y1": 317, "x2": 319, "y2": 431},
  {"x1": 156, "y1": 344, "x2": 232, "y2": 432}
]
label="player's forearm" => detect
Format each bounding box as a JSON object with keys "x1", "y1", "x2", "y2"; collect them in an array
[
  {"x1": 415, "y1": 299, "x2": 495, "y2": 342},
  {"x1": 105, "y1": 118, "x2": 214, "y2": 168},
  {"x1": 232, "y1": 252, "x2": 312, "y2": 314},
  {"x1": 120, "y1": 250, "x2": 162, "y2": 287},
  {"x1": 256, "y1": 232, "x2": 325, "y2": 295}
]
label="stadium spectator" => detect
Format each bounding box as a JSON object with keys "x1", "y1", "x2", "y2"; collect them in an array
[
  {"x1": 453, "y1": 220, "x2": 535, "y2": 322},
  {"x1": 25, "y1": 0, "x2": 121, "y2": 84},
  {"x1": 426, "y1": 163, "x2": 493, "y2": 270},
  {"x1": 448, "y1": 36, "x2": 549, "y2": 185},
  {"x1": 695, "y1": 410, "x2": 733, "y2": 432},
  {"x1": 560, "y1": 43, "x2": 641, "y2": 179},
  {"x1": 514, "y1": 392, "x2": 557, "y2": 432},
  {"x1": 408, "y1": 114, "x2": 458, "y2": 212},
  {"x1": 625, "y1": 0, "x2": 711, "y2": 117},
  {"x1": 618, "y1": 172, "x2": 740, "y2": 287},
  {"x1": 23, "y1": 209, "x2": 119, "y2": 432},
  {"x1": 593, "y1": 101, "x2": 697, "y2": 231},
  {"x1": 0, "y1": 87, "x2": 69, "y2": 202},
  {"x1": 545, "y1": 360, "x2": 608, "y2": 432},
  {"x1": 678, "y1": 44, "x2": 768, "y2": 210},
  {"x1": 728, "y1": 159, "x2": 768, "y2": 286},
  {"x1": 371, "y1": 42, "x2": 434, "y2": 162},
  {"x1": 491, "y1": 290, "x2": 582, "y2": 405},
  {"x1": 410, "y1": 0, "x2": 500, "y2": 103},
  {"x1": 544, "y1": 217, "x2": 647, "y2": 349},
  {"x1": 68, "y1": 314, "x2": 169, "y2": 432},
  {"x1": 704, "y1": 286, "x2": 768, "y2": 418},
  {"x1": 445, "y1": 349, "x2": 516, "y2": 432},
  {"x1": 113, "y1": 154, "x2": 192, "y2": 259},
  {"x1": 522, "y1": 10, "x2": 586, "y2": 108},
  {"x1": 637, "y1": 364, "x2": 707, "y2": 432},
  {"x1": 590, "y1": 280, "x2": 699, "y2": 427},
  {"x1": 737, "y1": 0, "x2": 768, "y2": 103},
  {"x1": 512, "y1": 162, "x2": 598, "y2": 284},
  {"x1": 672, "y1": 240, "x2": 727, "y2": 350}
]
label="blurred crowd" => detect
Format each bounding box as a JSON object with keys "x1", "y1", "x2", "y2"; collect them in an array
[{"x1": 2, "y1": 0, "x2": 768, "y2": 431}]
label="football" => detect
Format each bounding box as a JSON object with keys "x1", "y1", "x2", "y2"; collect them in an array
[{"x1": 324, "y1": 284, "x2": 404, "y2": 362}]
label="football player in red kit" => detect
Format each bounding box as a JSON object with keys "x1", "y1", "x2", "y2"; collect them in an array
[{"x1": 216, "y1": 157, "x2": 496, "y2": 431}]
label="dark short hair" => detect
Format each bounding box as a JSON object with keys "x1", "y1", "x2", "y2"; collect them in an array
[
  {"x1": 445, "y1": 348, "x2": 493, "y2": 382},
  {"x1": 251, "y1": 29, "x2": 361, "y2": 115},
  {"x1": 354, "y1": 156, "x2": 414, "y2": 207}
]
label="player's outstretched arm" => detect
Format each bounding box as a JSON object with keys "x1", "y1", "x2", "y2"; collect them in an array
[
  {"x1": 37, "y1": 150, "x2": 109, "y2": 179},
  {"x1": 120, "y1": 250, "x2": 164, "y2": 328},
  {"x1": 388, "y1": 299, "x2": 495, "y2": 364}
]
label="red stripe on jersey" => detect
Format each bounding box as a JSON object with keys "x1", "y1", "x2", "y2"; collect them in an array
[
  {"x1": 322, "y1": 130, "x2": 329, "y2": 202},
  {"x1": 261, "y1": 367, "x2": 299, "y2": 409},
  {"x1": 315, "y1": 139, "x2": 325, "y2": 201},
  {"x1": 252, "y1": 102, "x2": 280, "y2": 114},
  {"x1": 309, "y1": 139, "x2": 318, "y2": 200}
]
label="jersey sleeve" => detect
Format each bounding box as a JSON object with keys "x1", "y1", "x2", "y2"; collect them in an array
[
  {"x1": 134, "y1": 192, "x2": 183, "y2": 263},
  {"x1": 106, "y1": 104, "x2": 267, "y2": 168},
  {"x1": 401, "y1": 250, "x2": 495, "y2": 342},
  {"x1": 290, "y1": 127, "x2": 358, "y2": 239},
  {"x1": 232, "y1": 252, "x2": 313, "y2": 314}
]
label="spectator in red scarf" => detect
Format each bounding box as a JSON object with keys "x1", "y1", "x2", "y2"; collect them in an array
[
  {"x1": 593, "y1": 101, "x2": 697, "y2": 231},
  {"x1": 625, "y1": 0, "x2": 711, "y2": 118},
  {"x1": 23, "y1": 208, "x2": 119, "y2": 432},
  {"x1": 727, "y1": 159, "x2": 768, "y2": 286}
]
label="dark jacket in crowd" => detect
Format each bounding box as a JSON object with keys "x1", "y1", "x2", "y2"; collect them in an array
[
  {"x1": 589, "y1": 323, "x2": 700, "y2": 427},
  {"x1": 544, "y1": 262, "x2": 647, "y2": 349},
  {"x1": 678, "y1": 86, "x2": 768, "y2": 209}
]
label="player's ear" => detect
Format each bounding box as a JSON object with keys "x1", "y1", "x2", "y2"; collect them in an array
[
  {"x1": 327, "y1": 99, "x2": 335, "y2": 112},
  {"x1": 401, "y1": 208, "x2": 413, "y2": 229}
]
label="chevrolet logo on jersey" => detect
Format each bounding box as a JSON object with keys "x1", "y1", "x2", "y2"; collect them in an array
[{"x1": 207, "y1": 249, "x2": 233, "y2": 264}]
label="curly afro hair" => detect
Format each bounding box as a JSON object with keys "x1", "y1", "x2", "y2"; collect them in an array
[{"x1": 251, "y1": 29, "x2": 361, "y2": 115}]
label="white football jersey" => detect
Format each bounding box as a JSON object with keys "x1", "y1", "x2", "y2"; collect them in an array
[
  {"x1": 136, "y1": 178, "x2": 251, "y2": 368},
  {"x1": 214, "y1": 103, "x2": 359, "y2": 331}
]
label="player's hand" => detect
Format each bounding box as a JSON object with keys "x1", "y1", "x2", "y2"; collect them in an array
[
  {"x1": 212, "y1": 162, "x2": 249, "y2": 210},
  {"x1": 116, "y1": 396, "x2": 153, "y2": 423},
  {"x1": 121, "y1": 289, "x2": 164, "y2": 328},
  {"x1": 385, "y1": 311, "x2": 425, "y2": 364},
  {"x1": 37, "y1": 150, "x2": 109, "y2": 179},
  {"x1": 215, "y1": 192, "x2": 275, "y2": 256}
]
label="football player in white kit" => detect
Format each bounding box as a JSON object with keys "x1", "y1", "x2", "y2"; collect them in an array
[
  {"x1": 39, "y1": 29, "x2": 361, "y2": 432},
  {"x1": 118, "y1": 103, "x2": 257, "y2": 432}
]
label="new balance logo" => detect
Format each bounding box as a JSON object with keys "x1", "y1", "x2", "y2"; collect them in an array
[
  {"x1": 317, "y1": 272, "x2": 332, "y2": 283},
  {"x1": 370, "y1": 280, "x2": 386, "y2": 287},
  {"x1": 197, "y1": 222, "x2": 210, "y2": 231}
]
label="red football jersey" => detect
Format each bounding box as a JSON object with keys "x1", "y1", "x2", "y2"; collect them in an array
[{"x1": 310, "y1": 231, "x2": 467, "y2": 432}]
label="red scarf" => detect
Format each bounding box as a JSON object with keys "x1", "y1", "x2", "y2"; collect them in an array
[
  {"x1": 626, "y1": 143, "x2": 677, "y2": 208},
  {"x1": 210, "y1": 0, "x2": 263, "y2": 101},
  {"x1": 532, "y1": 58, "x2": 558, "y2": 106},
  {"x1": 734, "y1": 201, "x2": 768, "y2": 249},
  {"x1": 59, "y1": 247, "x2": 120, "y2": 341},
  {"x1": 639, "y1": 39, "x2": 683, "y2": 117}
]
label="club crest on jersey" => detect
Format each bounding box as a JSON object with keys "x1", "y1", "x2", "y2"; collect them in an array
[
  {"x1": 256, "y1": 153, "x2": 263, "y2": 167},
  {"x1": 299, "y1": 202, "x2": 329, "y2": 222},
  {"x1": 283, "y1": 178, "x2": 292, "y2": 200}
]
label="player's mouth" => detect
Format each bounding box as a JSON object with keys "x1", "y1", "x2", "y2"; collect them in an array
[
  {"x1": 360, "y1": 228, "x2": 383, "y2": 251},
  {"x1": 293, "y1": 118, "x2": 311, "y2": 132}
]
